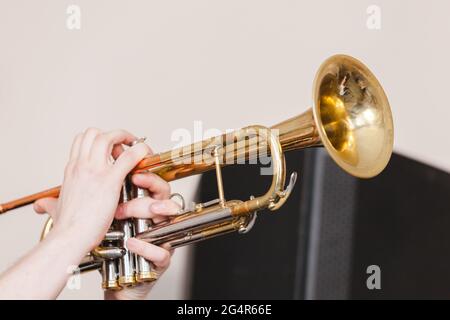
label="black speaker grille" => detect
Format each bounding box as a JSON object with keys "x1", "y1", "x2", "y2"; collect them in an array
[{"x1": 304, "y1": 149, "x2": 356, "y2": 299}]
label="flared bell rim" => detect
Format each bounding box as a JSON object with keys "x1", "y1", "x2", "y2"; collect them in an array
[{"x1": 312, "y1": 54, "x2": 394, "y2": 178}]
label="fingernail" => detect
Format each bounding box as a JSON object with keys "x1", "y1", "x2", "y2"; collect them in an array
[
  {"x1": 34, "y1": 202, "x2": 43, "y2": 211},
  {"x1": 132, "y1": 137, "x2": 147, "y2": 146},
  {"x1": 150, "y1": 202, "x2": 166, "y2": 213},
  {"x1": 132, "y1": 174, "x2": 144, "y2": 182}
]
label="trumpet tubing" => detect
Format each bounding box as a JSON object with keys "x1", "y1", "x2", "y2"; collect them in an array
[{"x1": 0, "y1": 54, "x2": 394, "y2": 291}]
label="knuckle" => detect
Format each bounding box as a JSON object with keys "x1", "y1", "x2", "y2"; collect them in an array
[
  {"x1": 160, "y1": 250, "x2": 171, "y2": 266},
  {"x1": 136, "y1": 143, "x2": 150, "y2": 155},
  {"x1": 107, "y1": 129, "x2": 122, "y2": 139},
  {"x1": 72, "y1": 161, "x2": 98, "y2": 178},
  {"x1": 72, "y1": 161, "x2": 85, "y2": 172},
  {"x1": 74, "y1": 133, "x2": 83, "y2": 142},
  {"x1": 163, "y1": 250, "x2": 171, "y2": 261},
  {"x1": 94, "y1": 134, "x2": 109, "y2": 145},
  {"x1": 85, "y1": 127, "x2": 101, "y2": 135},
  {"x1": 154, "y1": 249, "x2": 170, "y2": 263},
  {"x1": 116, "y1": 129, "x2": 128, "y2": 137},
  {"x1": 130, "y1": 145, "x2": 147, "y2": 161},
  {"x1": 109, "y1": 129, "x2": 130, "y2": 143},
  {"x1": 71, "y1": 164, "x2": 83, "y2": 177}
]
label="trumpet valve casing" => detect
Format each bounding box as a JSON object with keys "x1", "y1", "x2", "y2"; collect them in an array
[
  {"x1": 101, "y1": 260, "x2": 121, "y2": 290},
  {"x1": 117, "y1": 180, "x2": 137, "y2": 287},
  {"x1": 132, "y1": 186, "x2": 158, "y2": 283}
]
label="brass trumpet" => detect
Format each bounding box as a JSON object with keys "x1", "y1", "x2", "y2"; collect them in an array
[{"x1": 0, "y1": 55, "x2": 394, "y2": 290}]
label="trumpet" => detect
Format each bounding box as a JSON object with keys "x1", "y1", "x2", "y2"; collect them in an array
[{"x1": 0, "y1": 54, "x2": 394, "y2": 290}]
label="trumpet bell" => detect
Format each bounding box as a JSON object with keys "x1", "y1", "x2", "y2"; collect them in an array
[{"x1": 312, "y1": 54, "x2": 394, "y2": 178}]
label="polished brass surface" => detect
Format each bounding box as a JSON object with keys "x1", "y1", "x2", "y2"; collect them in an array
[
  {"x1": 213, "y1": 146, "x2": 226, "y2": 207},
  {"x1": 271, "y1": 55, "x2": 393, "y2": 178},
  {"x1": 118, "y1": 275, "x2": 136, "y2": 287},
  {"x1": 0, "y1": 186, "x2": 61, "y2": 214},
  {"x1": 136, "y1": 271, "x2": 158, "y2": 283},
  {"x1": 0, "y1": 54, "x2": 394, "y2": 291},
  {"x1": 40, "y1": 217, "x2": 53, "y2": 241},
  {"x1": 313, "y1": 55, "x2": 393, "y2": 178},
  {"x1": 102, "y1": 280, "x2": 121, "y2": 291},
  {"x1": 101, "y1": 260, "x2": 121, "y2": 290}
]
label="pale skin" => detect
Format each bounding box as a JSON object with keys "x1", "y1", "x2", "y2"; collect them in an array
[{"x1": 0, "y1": 128, "x2": 180, "y2": 299}]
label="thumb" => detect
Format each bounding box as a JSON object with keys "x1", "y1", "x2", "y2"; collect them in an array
[{"x1": 33, "y1": 198, "x2": 58, "y2": 219}]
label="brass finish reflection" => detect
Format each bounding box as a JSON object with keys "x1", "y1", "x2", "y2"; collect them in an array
[{"x1": 313, "y1": 55, "x2": 394, "y2": 178}]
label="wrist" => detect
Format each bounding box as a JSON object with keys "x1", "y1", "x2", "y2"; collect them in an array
[{"x1": 47, "y1": 224, "x2": 93, "y2": 261}]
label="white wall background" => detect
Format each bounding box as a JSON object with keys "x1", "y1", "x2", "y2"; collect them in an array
[{"x1": 0, "y1": 0, "x2": 448, "y2": 299}]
